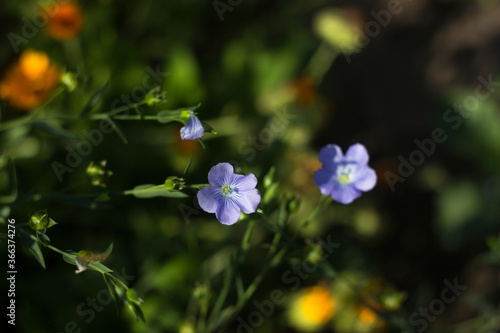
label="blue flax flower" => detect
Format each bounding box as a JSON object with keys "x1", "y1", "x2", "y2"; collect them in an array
[
  {"x1": 314, "y1": 143, "x2": 377, "y2": 204},
  {"x1": 197, "y1": 163, "x2": 261, "y2": 225},
  {"x1": 180, "y1": 111, "x2": 204, "y2": 140}
]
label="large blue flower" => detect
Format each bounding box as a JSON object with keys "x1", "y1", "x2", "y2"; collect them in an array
[
  {"x1": 314, "y1": 143, "x2": 377, "y2": 204},
  {"x1": 197, "y1": 163, "x2": 261, "y2": 225},
  {"x1": 180, "y1": 111, "x2": 204, "y2": 140}
]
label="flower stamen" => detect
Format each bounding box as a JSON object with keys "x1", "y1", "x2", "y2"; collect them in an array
[
  {"x1": 337, "y1": 164, "x2": 354, "y2": 184},
  {"x1": 221, "y1": 185, "x2": 234, "y2": 196}
]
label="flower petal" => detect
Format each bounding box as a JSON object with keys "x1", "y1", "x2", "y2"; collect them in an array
[
  {"x1": 197, "y1": 186, "x2": 221, "y2": 213},
  {"x1": 330, "y1": 183, "x2": 362, "y2": 204},
  {"x1": 314, "y1": 168, "x2": 335, "y2": 196},
  {"x1": 353, "y1": 167, "x2": 377, "y2": 192},
  {"x1": 233, "y1": 173, "x2": 258, "y2": 191},
  {"x1": 208, "y1": 163, "x2": 234, "y2": 187},
  {"x1": 318, "y1": 144, "x2": 343, "y2": 171},
  {"x1": 216, "y1": 198, "x2": 241, "y2": 225},
  {"x1": 180, "y1": 115, "x2": 204, "y2": 140},
  {"x1": 345, "y1": 143, "x2": 369, "y2": 165},
  {"x1": 233, "y1": 188, "x2": 261, "y2": 214}
]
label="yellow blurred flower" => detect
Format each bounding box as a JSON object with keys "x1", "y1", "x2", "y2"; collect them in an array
[
  {"x1": 288, "y1": 285, "x2": 336, "y2": 331},
  {"x1": 45, "y1": 1, "x2": 85, "y2": 41},
  {"x1": 0, "y1": 49, "x2": 62, "y2": 111},
  {"x1": 313, "y1": 8, "x2": 364, "y2": 54}
]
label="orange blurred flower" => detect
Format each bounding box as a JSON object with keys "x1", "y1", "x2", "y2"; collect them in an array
[
  {"x1": 0, "y1": 50, "x2": 62, "y2": 111},
  {"x1": 290, "y1": 74, "x2": 318, "y2": 107},
  {"x1": 45, "y1": 1, "x2": 84, "y2": 40},
  {"x1": 356, "y1": 306, "x2": 388, "y2": 333},
  {"x1": 174, "y1": 124, "x2": 200, "y2": 156}
]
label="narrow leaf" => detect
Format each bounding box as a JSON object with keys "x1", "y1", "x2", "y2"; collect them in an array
[
  {"x1": 156, "y1": 110, "x2": 181, "y2": 124},
  {"x1": 202, "y1": 122, "x2": 217, "y2": 134},
  {"x1": 17, "y1": 228, "x2": 45, "y2": 269},
  {"x1": 88, "y1": 261, "x2": 113, "y2": 274},
  {"x1": 102, "y1": 243, "x2": 113, "y2": 259},
  {"x1": 81, "y1": 81, "x2": 109, "y2": 116},
  {"x1": 105, "y1": 118, "x2": 128, "y2": 144},
  {"x1": 32, "y1": 121, "x2": 79, "y2": 141},
  {"x1": 127, "y1": 184, "x2": 188, "y2": 198},
  {"x1": 182, "y1": 155, "x2": 194, "y2": 177}
]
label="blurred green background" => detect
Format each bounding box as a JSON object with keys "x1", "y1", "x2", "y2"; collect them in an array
[{"x1": 1, "y1": 0, "x2": 500, "y2": 332}]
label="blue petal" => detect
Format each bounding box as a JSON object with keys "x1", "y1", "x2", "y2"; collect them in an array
[
  {"x1": 180, "y1": 115, "x2": 204, "y2": 140},
  {"x1": 353, "y1": 167, "x2": 377, "y2": 191},
  {"x1": 330, "y1": 183, "x2": 362, "y2": 204},
  {"x1": 318, "y1": 144, "x2": 343, "y2": 171},
  {"x1": 233, "y1": 173, "x2": 258, "y2": 191},
  {"x1": 345, "y1": 143, "x2": 369, "y2": 165},
  {"x1": 208, "y1": 163, "x2": 234, "y2": 187},
  {"x1": 216, "y1": 197, "x2": 241, "y2": 225},
  {"x1": 197, "y1": 186, "x2": 221, "y2": 213},
  {"x1": 314, "y1": 168, "x2": 335, "y2": 196},
  {"x1": 232, "y1": 188, "x2": 260, "y2": 214}
]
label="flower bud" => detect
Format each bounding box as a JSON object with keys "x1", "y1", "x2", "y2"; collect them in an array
[
  {"x1": 263, "y1": 166, "x2": 275, "y2": 189},
  {"x1": 305, "y1": 243, "x2": 323, "y2": 264},
  {"x1": 381, "y1": 289, "x2": 406, "y2": 311},
  {"x1": 86, "y1": 160, "x2": 113, "y2": 188},
  {"x1": 193, "y1": 282, "x2": 210, "y2": 303},
  {"x1": 61, "y1": 72, "x2": 78, "y2": 91},
  {"x1": 286, "y1": 195, "x2": 301, "y2": 213},
  {"x1": 29, "y1": 210, "x2": 57, "y2": 232},
  {"x1": 126, "y1": 288, "x2": 143, "y2": 306},
  {"x1": 164, "y1": 176, "x2": 185, "y2": 191},
  {"x1": 145, "y1": 87, "x2": 166, "y2": 106}
]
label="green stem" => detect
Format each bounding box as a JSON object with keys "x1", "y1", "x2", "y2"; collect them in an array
[{"x1": 0, "y1": 100, "x2": 148, "y2": 133}]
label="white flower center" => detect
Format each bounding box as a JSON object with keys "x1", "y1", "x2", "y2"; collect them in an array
[{"x1": 336, "y1": 164, "x2": 356, "y2": 184}]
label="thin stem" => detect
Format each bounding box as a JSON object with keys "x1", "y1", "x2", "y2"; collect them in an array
[{"x1": 0, "y1": 100, "x2": 148, "y2": 133}]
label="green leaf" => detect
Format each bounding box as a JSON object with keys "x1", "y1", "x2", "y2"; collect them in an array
[
  {"x1": 262, "y1": 182, "x2": 279, "y2": 204},
  {"x1": 36, "y1": 231, "x2": 51, "y2": 246},
  {"x1": 95, "y1": 192, "x2": 111, "y2": 202},
  {"x1": 156, "y1": 110, "x2": 182, "y2": 124},
  {"x1": 202, "y1": 122, "x2": 217, "y2": 134},
  {"x1": 81, "y1": 81, "x2": 109, "y2": 116},
  {"x1": 127, "y1": 184, "x2": 188, "y2": 198},
  {"x1": 62, "y1": 252, "x2": 77, "y2": 265},
  {"x1": 88, "y1": 261, "x2": 113, "y2": 274},
  {"x1": 156, "y1": 104, "x2": 200, "y2": 123},
  {"x1": 104, "y1": 118, "x2": 128, "y2": 144},
  {"x1": 103, "y1": 274, "x2": 119, "y2": 304},
  {"x1": 263, "y1": 166, "x2": 275, "y2": 189},
  {"x1": 32, "y1": 121, "x2": 79, "y2": 141},
  {"x1": 182, "y1": 155, "x2": 194, "y2": 177},
  {"x1": 102, "y1": 243, "x2": 113, "y2": 259},
  {"x1": 17, "y1": 228, "x2": 45, "y2": 269}
]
